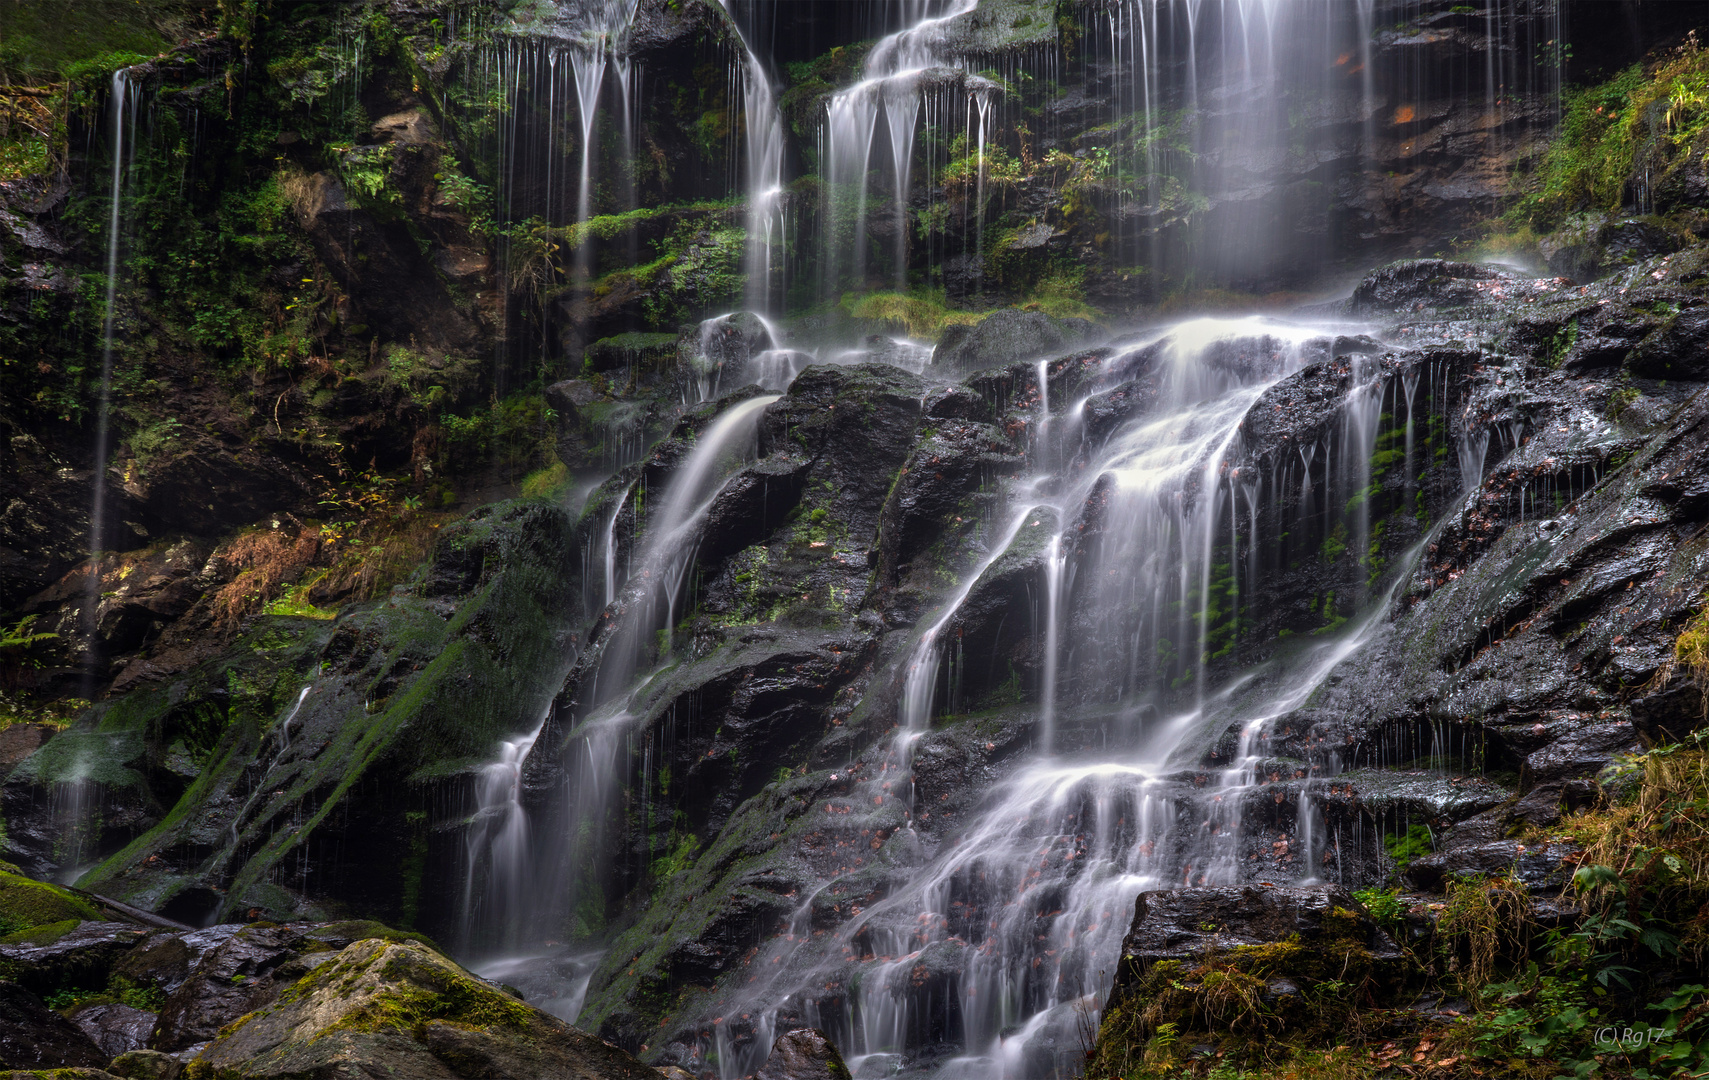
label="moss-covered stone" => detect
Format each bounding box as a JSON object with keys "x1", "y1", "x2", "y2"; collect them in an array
[
  {"x1": 16, "y1": 499, "x2": 590, "y2": 929},
  {"x1": 187, "y1": 939, "x2": 660, "y2": 1080},
  {"x1": 1085, "y1": 886, "x2": 1413, "y2": 1079},
  {"x1": 0, "y1": 874, "x2": 102, "y2": 938}
]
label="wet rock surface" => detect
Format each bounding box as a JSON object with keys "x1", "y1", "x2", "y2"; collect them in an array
[
  {"x1": 0, "y1": 980, "x2": 109, "y2": 1069},
  {"x1": 932, "y1": 309, "x2": 1098, "y2": 375},
  {"x1": 755, "y1": 1027, "x2": 852, "y2": 1080},
  {"x1": 2, "y1": 499, "x2": 589, "y2": 931},
  {"x1": 0, "y1": 3, "x2": 1706, "y2": 1076},
  {"x1": 0, "y1": 903, "x2": 655, "y2": 1077},
  {"x1": 552, "y1": 243, "x2": 1709, "y2": 1074},
  {"x1": 1114, "y1": 884, "x2": 1403, "y2": 974}
]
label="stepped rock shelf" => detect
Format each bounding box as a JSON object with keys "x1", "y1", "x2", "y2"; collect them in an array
[{"x1": 0, "y1": 0, "x2": 1707, "y2": 1078}]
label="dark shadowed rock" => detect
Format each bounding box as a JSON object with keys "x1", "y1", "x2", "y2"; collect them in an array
[
  {"x1": 1115, "y1": 885, "x2": 1403, "y2": 970},
  {"x1": 1407, "y1": 806, "x2": 1581, "y2": 894},
  {"x1": 1345, "y1": 259, "x2": 1505, "y2": 315},
  {"x1": 0, "y1": 922, "x2": 148, "y2": 996},
  {"x1": 150, "y1": 924, "x2": 319, "y2": 1052},
  {"x1": 755, "y1": 1028, "x2": 852, "y2": 1080},
  {"x1": 108, "y1": 1049, "x2": 182, "y2": 1079},
  {"x1": 922, "y1": 384, "x2": 993, "y2": 422},
  {"x1": 1630, "y1": 307, "x2": 1709, "y2": 381},
  {"x1": 1541, "y1": 215, "x2": 1685, "y2": 283},
  {"x1": 1631, "y1": 681, "x2": 1707, "y2": 744},
  {"x1": 0, "y1": 980, "x2": 108, "y2": 1068},
  {"x1": 933, "y1": 310, "x2": 1098, "y2": 375},
  {"x1": 67, "y1": 1001, "x2": 155, "y2": 1058}
]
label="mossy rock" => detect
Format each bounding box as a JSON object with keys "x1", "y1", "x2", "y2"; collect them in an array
[
  {"x1": 188, "y1": 940, "x2": 660, "y2": 1080},
  {"x1": 0, "y1": 873, "x2": 102, "y2": 938},
  {"x1": 305, "y1": 920, "x2": 441, "y2": 954},
  {"x1": 1085, "y1": 885, "x2": 1414, "y2": 1079},
  {"x1": 0, "y1": 919, "x2": 82, "y2": 948}
]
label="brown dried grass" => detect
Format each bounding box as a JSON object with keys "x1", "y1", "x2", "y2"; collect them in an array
[{"x1": 209, "y1": 527, "x2": 320, "y2": 628}]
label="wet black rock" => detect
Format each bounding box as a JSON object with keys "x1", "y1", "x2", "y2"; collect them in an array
[
  {"x1": 151, "y1": 923, "x2": 322, "y2": 1051},
  {"x1": 875, "y1": 419, "x2": 1024, "y2": 587},
  {"x1": 1406, "y1": 809, "x2": 1581, "y2": 894},
  {"x1": 1115, "y1": 885, "x2": 1403, "y2": 970},
  {"x1": 1630, "y1": 682, "x2": 1708, "y2": 744},
  {"x1": 0, "y1": 922, "x2": 150, "y2": 997},
  {"x1": 921, "y1": 384, "x2": 993, "y2": 422},
  {"x1": 755, "y1": 1028, "x2": 852, "y2": 1080},
  {"x1": 1344, "y1": 259, "x2": 1507, "y2": 315},
  {"x1": 0, "y1": 980, "x2": 107, "y2": 1069},
  {"x1": 67, "y1": 1000, "x2": 156, "y2": 1058},
  {"x1": 1629, "y1": 306, "x2": 1709, "y2": 382}
]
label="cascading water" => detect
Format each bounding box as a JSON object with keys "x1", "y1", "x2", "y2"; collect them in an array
[
  {"x1": 462, "y1": 393, "x2": 780, "y2": 963},
  {"x1": 820, "y1": 0, "x2": 990, "y2": 295},
  {"x1": 462, "y1": 710, "x2": 548, "y2": 952},
  {"x1": 674, "y1": 313, "x2": 1427, "y2": 1080}
]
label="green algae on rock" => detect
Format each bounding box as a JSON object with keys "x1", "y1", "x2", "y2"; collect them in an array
[{"x1": 185, "y1": 939, "x2": 659, "y2": 1080}]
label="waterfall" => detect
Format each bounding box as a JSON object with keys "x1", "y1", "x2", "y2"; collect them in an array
[
  {"x1": 602, "y1": 479, "x2": 634, "y2": 608},
  {"x1": 432, "y1": 0, "x2": 1571, "y2": 1064},
  {"x1": 83, "y1": 70, "x2": 134, "y2": 694},
  {"x1": 1458, "y1": 425, "x2": 1491, "y2": 494},
  {"x1": 461, "y1": 710, "x2": 548, "y2": 954},
  {"x1": 568, "y1": 0, "x2": 641, "y2": 279},
  {"x1": 719, "y1": 2, "x2": 787, "y2": 313},
  {"x1": 685, "y1": 314, "x2": 1406, "y2": 1080},
  {"x1": 461, "y1": 394, "x2": 781, "y2": 961},
  {"x1": 820, "y1": 0, "x2": 981, "y2": 296}
]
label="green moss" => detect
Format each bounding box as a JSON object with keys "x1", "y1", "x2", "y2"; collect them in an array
[
  {"x1": 1508, "y1": 42, "x2": 1709, "y2": 230},
  {"x1": 268, "y1": 944, "x2": 529, "y2": 1040},
  {"x1": 0, "y1": 872, "x2": 103, "y2": 937},
  {"x1": 0, "y1": 919, "x2": 82, "y2": 947},
  {"x1": 0, "y1": 2, "x2": 174, "y2": 85},
  {"x1": 846, "y1": 289, "x2": 986, "y2": 341},
  {"x1": 1085, "y1": 923, "x2": 1393, "y2": 1079},
  {"x1": 1384, "y1": 823, "x2": 1434, "y2": 870}
]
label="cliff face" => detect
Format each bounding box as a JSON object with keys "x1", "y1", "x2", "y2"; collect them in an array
[{"x1": 0, "y1": 1, "x2": 1707, "y2": 1078}]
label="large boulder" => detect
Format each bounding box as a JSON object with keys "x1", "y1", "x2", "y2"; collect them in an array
[
  {"x1": 1343, "y1": 258, "x2": 1506, "y2": 315},
  {"x1": 150, "y1": 923, "x2": 323, "y2": 1052},
  {"x1": 0, "y1": 921, "x2": 149, "y2": 996},
  {"x1": 67, "y1": 1000, "x2": 156, "y2": 1058},
  {"x1": 1112, "y1": 884, "x2": 1403, "y2": 969},
  {"x1": 0, "y1": 980, "x2": 108, "y2": 1069},
  {"x1": 932, "y1": 309, "x2": 1098, "y2": 375},
  {"x1": 755, "y1": 1028, "x2": 851, "y2": 1080},
  {"x1": 190, "y1": 939, "x2": 661, "y2": 1080}
]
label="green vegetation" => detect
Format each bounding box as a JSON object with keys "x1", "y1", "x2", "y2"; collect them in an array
[
  {"x1": 1384, "y1": 823, "x2": 1434, "y2": 871},
  {"x1": 0, "y1": 1, "x2": 178, "y2": 86},
  {"x1": 1085, "y1": 906, "x2": 1394, "y2": 1079},
  {"x1": 846, "y1": 289, "x2": 986, "y2": 340},
  {"x1": 1090, "y1": 709, "x2": 1709, "y2": 1079},
  {"x1": 1508, "y1": 35, "x2": 1709, "y2": 230},
  {"x1": 0, "y1": 870, "x2": 102, "y2": 938}
]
